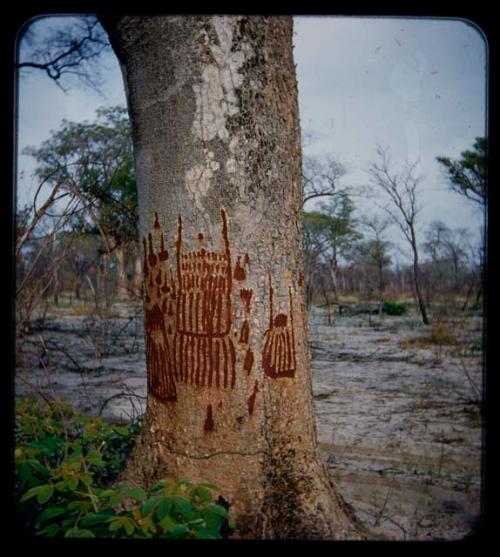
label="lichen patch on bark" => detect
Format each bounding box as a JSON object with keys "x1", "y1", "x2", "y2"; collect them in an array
[{"x1": 192, "y1": 16, "x2": 254, "y2": 143}]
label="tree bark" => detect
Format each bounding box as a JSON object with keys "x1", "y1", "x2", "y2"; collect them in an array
[
  {"x1": 410, "y1": 229, "x2": 429, "y2": 325},
  {"x1": 100, "y1": 14, "x2": 365, "y2": 540}
]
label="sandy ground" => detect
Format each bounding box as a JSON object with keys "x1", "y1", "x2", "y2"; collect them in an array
[{"x1": 15, "y1": 302, "x2": 484, "y2": 540}]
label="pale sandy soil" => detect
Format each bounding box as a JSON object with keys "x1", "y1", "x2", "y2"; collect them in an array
[{"x1": 15, "y1": 302, "x2": 484, "y2": 540}]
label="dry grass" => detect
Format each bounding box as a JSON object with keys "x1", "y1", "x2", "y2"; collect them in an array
[{"x1": 401, "y1": 317, "x2": 460, "y2": 349}]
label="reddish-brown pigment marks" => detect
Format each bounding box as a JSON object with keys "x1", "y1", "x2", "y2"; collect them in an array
[
  {"x1": 262, "y1": 275, "x2": 297, "y2": 379},
  {"x1": 173, "y1": 209, "x2": 236, "y2": 391},
  {"x1": 204, "y1": 404, "x2": 215, "y2": 432},
  {"x1": 244, "y1": 253, "x2": 250, "y2": 266},
  {"x1": 240, "y1": 289, "x2": 253, "y2": 313},
  {"x1": 247, "y1": 381, "x2": 259, "y2": 415},
  {"x1": 243, "y1": 348, "x2": 254, "y2": 374},
  {"x1": 234, "y1": 256, "x2": 246, "y2": 281},
  {"x1": 239, "y1": 320, "x2": 249, "y2": 344},
  {"x1": 298, "y1": 271, "x2": 304, "y2": 288},
  {"x1": 144, "y1": 208, "x2": 248, "y2": 405},
  {"x1": 145, "y1": 303, "x2": 176, "y2": 401}
]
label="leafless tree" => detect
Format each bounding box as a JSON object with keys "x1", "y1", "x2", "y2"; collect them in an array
[
  {"x1": 367, "y1": 146, "x2": 429, "y2": 324},
  {"x1": 303, "y1": 154, "x2": 349, "y2": 205},
  {"x1": 16, "y1": 15, "x2": 110, "y2": 92}
]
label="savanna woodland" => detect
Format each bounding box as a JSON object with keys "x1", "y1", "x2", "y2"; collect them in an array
[{"x1": 14, "y1": 15, "x2": 486, "y2": 540}]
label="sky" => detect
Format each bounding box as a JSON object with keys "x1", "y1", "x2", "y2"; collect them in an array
[{"x1": 16, "y1": 15, "x2": 487, "y2": 258}]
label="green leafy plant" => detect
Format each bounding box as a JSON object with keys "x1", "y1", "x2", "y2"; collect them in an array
[
  {"x1": 382, "y1": 300, "x2": 407, "y2": 316},
  {"x1": 15, "y1": 397, "x2": 233, "y2": 538}
]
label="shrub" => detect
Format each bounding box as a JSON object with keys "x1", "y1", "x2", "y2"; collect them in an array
[
  {"x1": 15, "y1": 397, "x2": 233, "y2": 539},
  {"x1": 382, "y1": 300, "x2": 407, "y2": 316}
]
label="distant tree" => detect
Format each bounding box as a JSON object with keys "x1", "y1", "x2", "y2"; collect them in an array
[
  {"x1": 303, "y1": 196, "x2": 360, "y2": 321},
  {"x1": 423, "y1": 221, "x2": 473, "y2": 309},
  {"x1": 16, "y1": 15, "x2": 110, "y2": 92},
  {"x1": 436, "y1": 137, "x2": 487, "y2": 207},
  {"x1": 357, "y1": 215, "x2": 392, "y2": 311},
  {"x1": 302, "y1": 154, "x2": 349, "y2": 205},
  {"x1": 24, "y1": 105, "x2": 138, "y2": 302},
  {"x1": 367, "y1": 146, "x2": 429, "y2": 324}
]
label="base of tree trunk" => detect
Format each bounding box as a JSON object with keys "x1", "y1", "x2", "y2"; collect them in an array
[{"x1": 119, "y1": 402, "x2": 369, "y2": 540}]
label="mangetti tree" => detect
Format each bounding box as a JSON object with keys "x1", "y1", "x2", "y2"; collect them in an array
[{"x1": 97, "y1": 15, "x2": 366, "y2": 540}]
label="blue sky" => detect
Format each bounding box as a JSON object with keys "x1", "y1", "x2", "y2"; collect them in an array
[{"x1": 16, "y1": 15, "x2": 487, "y2": 256}]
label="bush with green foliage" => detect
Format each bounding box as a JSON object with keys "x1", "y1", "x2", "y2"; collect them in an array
[
  {"x1": 382, "y1": 300, "x2": 407, "y2": 316},
  {"x1": 15, "y1": 397, "x2": 233, "y2": 539}
]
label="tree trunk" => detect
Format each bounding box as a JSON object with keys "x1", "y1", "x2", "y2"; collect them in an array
[
  {"x1": 115, "y1": 245, "x2": 129, "y2": 299},
  {"x1": 101, "y1": 14, "x2": 365, "y2": 540},
  {"x1": 410, "y1": 230, "x2": 429, "y2": 325},
  {"x1": 131, "y1": 242, "x2": 143, "y2": 297}
]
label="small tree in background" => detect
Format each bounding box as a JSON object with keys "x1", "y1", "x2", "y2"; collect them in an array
[{"x1": 367, "y1": 146, "x2": 429, "y2": 325}]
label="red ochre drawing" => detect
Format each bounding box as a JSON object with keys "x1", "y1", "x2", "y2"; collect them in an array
[
  {"x1": 234, "y1": 256, "x2": 246, "y2": 281},
  {"x1": 204, "y1": 404, "x2": 215, "y2": 432},
  {"x1": 247, "y1": 381, "x2": 259, "y2": 415},
  {"x1": 243, "y1": 348, "x2": 254, "y2": 374},
  {"x1": 174, "y1": 209, "x2": 236, "y2": 390},
  {"x1": 262, "y1": 274, "x2": 297, "y2": 379},
  {"x1": 143, "y1": 209, "x2": 240, "y2": 408},
  {"x1": 239, "y1": 320, "x2": 249, "y2": 344},
  {"x1": 240, "y1": 289, "x2": 253, "y2": 313}
]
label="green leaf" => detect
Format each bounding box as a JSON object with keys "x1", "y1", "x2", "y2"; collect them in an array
[
  {"x1": 172, "y1": 495, "x2": 193, "y2": 516},
  {"x1": 19, "y1": 484, "x2": 50, "y2": 503},
  {"x1": 159, "y1": 514, "x2": 176, "y2": 532},
  {"x1": 141, "y1": 496, "x2": 161, "y2": 516},
  {"x1": 65, "y1": 527, "x2": 95, "y2": 538},
  {"x1": 37, "y1": 506, "x2": 66, "y2": 523},
  {"x1": 108, "y1": 518, "x2": 124, "y2": 532},
  {"x1": 80, "y1": 513, "x2": 114, "y2": 528},
  {"x1": 155, "y1": 498, "x2": 172, "y2": 520},
  {"x1": 100, "y1": 489, "x2": 118, "y2": 498},
  {"x1": 67, "y1": 500, "x2": 91, "y2": 512},
  {"x1": 27, "y1": 459, "x2": 49, "y2": 475},
  {"x1": 108, "y1": 516, "x2": 135, "y2": 536},
  {"x1": 38, "y1": 523, "x2": 61, "y2": 537},
  {"x1": 86, "y1": 449, "x2": 104, "y2": 466},
  {"x1": 141, "y1": 516, "x2": 156, "y2": 534},
  {"x1": 113, "y1": 426, "x2": 130, "y2": 436},
  {"x1": 123, "y1": 517, "x2": 135, "y2": 536},
  {"x1": 203, "y1": 503, "x2": 228, "y2": 518},
  {"x1": 126, "y1": 487, "x2": 147, "y2": 501},
  {"x1": 195, "y1": 486, "x2": 213, "y2": 504},
  {"x1": 20, "y1": 484, "x2": 51, "y2": 504},
  {"x1": 169, "y1": 524, "x2": 190, "y2": 537},
  {"x1": 193, "y1": 527, "x2": 222, "y2": 540}
]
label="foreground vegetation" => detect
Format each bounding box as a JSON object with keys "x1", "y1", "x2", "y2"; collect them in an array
[{"x1": 15, "y1": 397, "x2": 233, "y2": 539}]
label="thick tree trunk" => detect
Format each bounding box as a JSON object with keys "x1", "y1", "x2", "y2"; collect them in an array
[{"x1": 101, "y1": 15, "x2": 365, "y2": 540}]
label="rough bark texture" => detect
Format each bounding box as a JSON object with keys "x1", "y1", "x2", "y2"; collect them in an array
[{"x1": 100, "y1": 15, "x2": 366, "y2": 540}]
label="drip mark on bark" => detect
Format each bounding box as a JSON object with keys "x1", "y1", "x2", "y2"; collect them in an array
[
  {"x1": 204, "y1": 404, "x2": 215, "y2": 432},
  {"x1": 244, "y1": 348, "x2": 254, "y2": 374},
  {"x1": 247, "y1": 381, "x2": 259, "y2": 415},
  {"x1": 239, "y1": 319, "x2": 249, "y2": 344}
]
